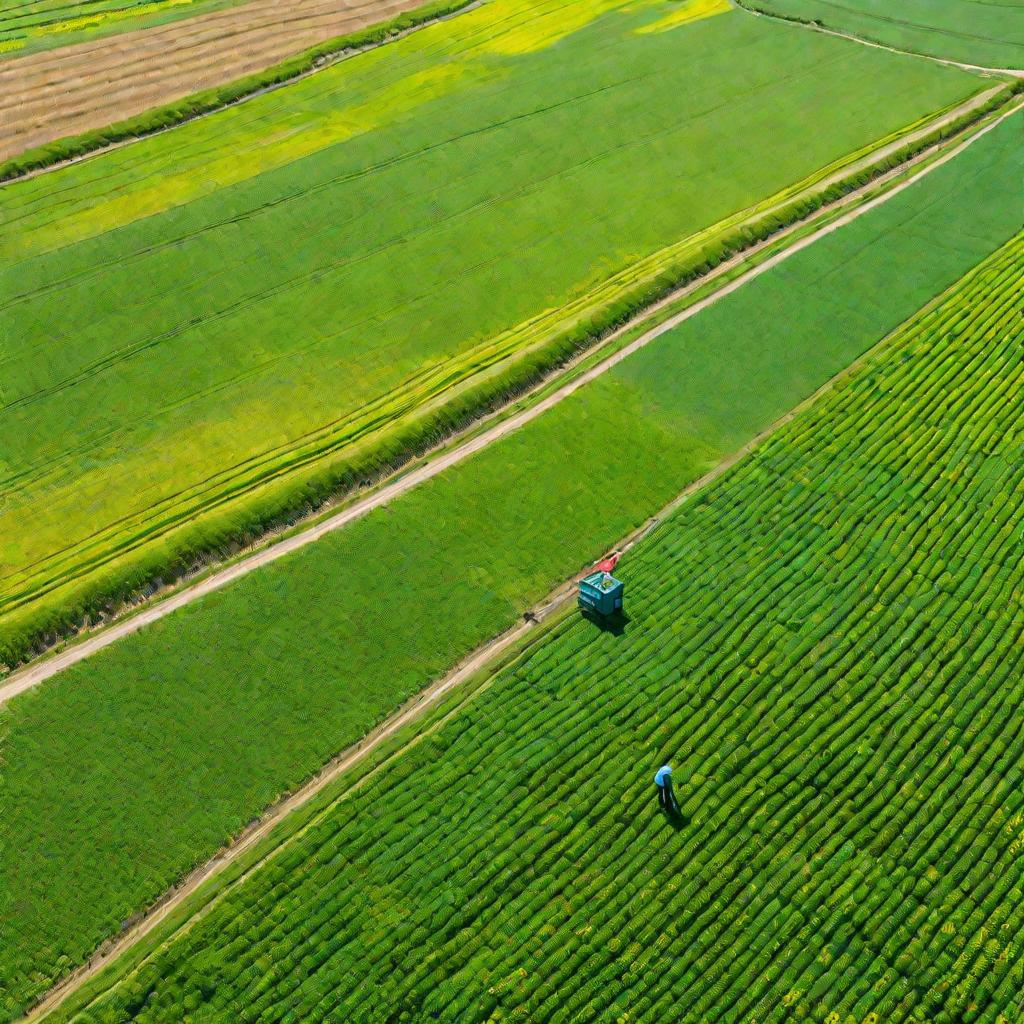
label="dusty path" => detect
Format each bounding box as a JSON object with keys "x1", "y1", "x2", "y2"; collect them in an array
[
  {"x1": 24, "y1": 101, "x2": 1023, "y2": 1024},
  {"x1": 735, "y1": 0, "x2": 1024, "y2": 78},
  {"x1": 0, "y1": 88, "x2": 1014, "y2": 712},
  {"x1": 0, "y1": 0, "x2": 442, "y2": 161}
]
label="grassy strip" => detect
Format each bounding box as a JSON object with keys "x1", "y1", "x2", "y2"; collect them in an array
[
  {"x1": 0, "y1": 0, "x2": 250, "y2": 58},
  {"x1": 46, "y1": 234, "x2": 1024, "y2": 1023},
  {"x1": 0, "y1": 0, "x2": 478, "y2": 183},
  {"x1": 3, "y1": 108, "x2": 1021, "y2": 1024},
  {"x1": 41, "y1": 607, "x2": 567, "y2": 1024},
  {"x1": 4, "y1": 79, "x2": 1017, "y2": 672}
]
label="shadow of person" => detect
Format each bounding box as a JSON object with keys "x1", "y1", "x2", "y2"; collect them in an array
[{"x1": 662, "y1": 807, "x2": 686, "y2": 831}]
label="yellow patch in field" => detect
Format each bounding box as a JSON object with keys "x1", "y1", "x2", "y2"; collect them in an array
[
  {"x1": 0, "y1": 36, "x2": 26, "y2": 52},
  {"x1": 477, "y1": 0, "x2": 637, "y2": 56},
  {"x1": 330, "y1": 62, "x2": 477, "y2": 134},
  {"x1": 37, "y1": 0, "x2": 195, "y2": 36},
  {"x1": 634, "y1": 0, "x2": 730, "y2": 34},
  {"x1": 21, "y1": 61, "x2": 486, "y2": 256}
]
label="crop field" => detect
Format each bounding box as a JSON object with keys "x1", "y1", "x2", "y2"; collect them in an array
[
  {"x1": 0, "y1": 0, "x2": 240, "y2": 55},
  {"x1": 0, "y1": 0, "x2": 453, "y2": 161},
  {"x1": 0, "y1": 0, "x2": 985, "y2": 664},
  {"x1": 748, "y1": 0, "x2": 1024, "y2": 69},
  {"x1": 47, "y1": 229, "x2": 1024, "y2": 1023},
  {"x1": 3, "y1": 109, "x2": 1020, "y2": 1023}
]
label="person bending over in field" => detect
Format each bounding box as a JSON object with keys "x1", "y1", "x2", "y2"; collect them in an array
[{"x1": 655, "y1": 763, "x2": 680, "y2": 814}]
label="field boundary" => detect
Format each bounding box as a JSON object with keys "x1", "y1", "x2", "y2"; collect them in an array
[
  {"x1": 3, "y1": 81, "x2": 1018, "y2": 674},
  {"x1": 734, "y1": 0, "x2": 1024, "y2": 78},
  {"x1": 20, "y1": 99, "x2": 1024, "y2": 1024},
  {"x1": 2, "y1": 89, "x2": 1019, "y2": 698}
]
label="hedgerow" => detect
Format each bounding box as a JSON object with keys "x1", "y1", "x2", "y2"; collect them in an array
[{"x1": 60, "y1": 234, "x2": 1024, "y2": 1022}]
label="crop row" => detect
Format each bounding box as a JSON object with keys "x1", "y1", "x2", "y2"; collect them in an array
[{"x1": 60, "y1": 234, "x2": 1024, "y2": 1023}]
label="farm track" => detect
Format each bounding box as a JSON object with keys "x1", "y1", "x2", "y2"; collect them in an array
[
  {"x1": 0, "y1": 0, "x2": 446, "y2": 161},
  {"x1": 735, "y1": 0, "x2": 1024, "y2": 77},
  {"x1": 0, "y1": 93, "x2": 1016, "y2": 708},
  {"x1": 16, "y1": 99, "x2": 1023, "y2": 1023}
]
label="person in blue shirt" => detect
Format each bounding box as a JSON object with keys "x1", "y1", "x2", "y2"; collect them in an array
[{"x1": 655, "y1": 763, "x2": 680, "y2": 813}]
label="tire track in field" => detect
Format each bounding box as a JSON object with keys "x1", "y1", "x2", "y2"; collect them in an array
[
  {"x1": 734, "y1": 0, "x2": 1024, "y2": 77},
  {"x1": 1, "y1": 96, "x2": 1019, "y2": 712}
]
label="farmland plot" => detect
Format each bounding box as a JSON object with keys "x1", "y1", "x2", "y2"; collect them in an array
[
  {"x1": 0, "y1": 0, "x2": 983, "y2": 662},
  {"x1": 0, "y1": 0, "x2": 464, "y2": 160},
  {"x1": 54, "y1": 230, "x2": 1024, "y2": 1024},
  {"x1": 747, "y1": 0, "x2": 1024, "y2": 69},
  {"x1": 3, "y1": 111, "x2": 1021, "y2": 1024},
  {"x1": 0, "y1": 0, "x2": 238, "y2": 54}
]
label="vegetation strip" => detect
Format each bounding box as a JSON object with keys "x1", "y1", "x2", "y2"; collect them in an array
[
  {"x1": 2, "y1": 107, "x2": 1020, "y2": 1024},
  {"x1": 1, "y1": 0, "x2": 245, "y2": 55},
  {"x1": 1, "y1": 20, "x2": 1006, "y2": 668},
  {"x1": 46, "y1": 229, "x2": 1024, "y2": 1023},
  {"x1": 3, "y1": 91, "x2": 1018, "y2": 706}
]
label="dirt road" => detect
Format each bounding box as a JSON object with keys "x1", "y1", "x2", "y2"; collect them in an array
[{"x1": 0, "y1": 0, "x2": 439, "y2": 161}]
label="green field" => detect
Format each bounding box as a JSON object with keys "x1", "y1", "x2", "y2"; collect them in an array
[
  {"x1": 3, "y1": 110, "x2": 1020, "y2": 1024},
  {"x1": 0, "y1": 0, "x2": 983, "y2": 663},
  {"x1": 50, "y1": 229, "x2": 1024, "y2": 1023},
  {"x1": 748, "y1": 0, "x2": 1024, "y2": 68},
  {"x1": 0, "y1": 0, "x2": 244, "y2": 56}
]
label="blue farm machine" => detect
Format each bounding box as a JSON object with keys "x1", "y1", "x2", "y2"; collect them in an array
[{"x1": 578, "y1": 551, "x2": 624, "y2": 619}]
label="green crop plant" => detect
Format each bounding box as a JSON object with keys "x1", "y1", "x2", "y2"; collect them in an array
[
  {"x1": 51, "y1": 230, "x2": 1024, "y2": 1024},
  {"x1": 0, "y1": 0, "x2": 987, "y2": 665},
  {"x1": 3, "y1": 112, "x2": 1021, "y2": 1023},
  {"x1": 740, "y1": 0, "x2": 1024, "y2": 69}
]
